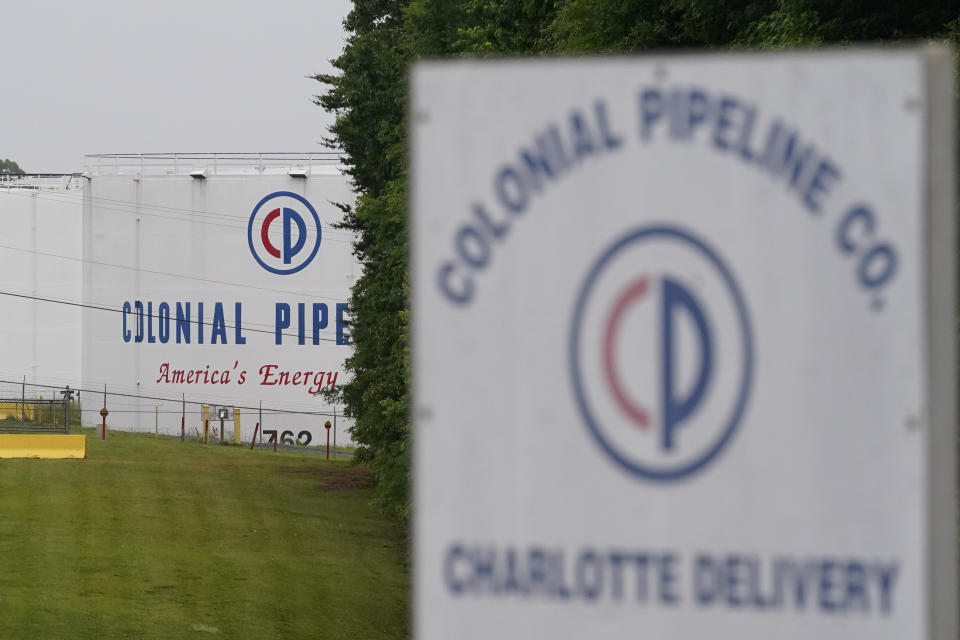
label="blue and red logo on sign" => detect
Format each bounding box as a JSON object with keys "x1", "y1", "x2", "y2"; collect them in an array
[
  {"x1": 248, "y1": 191, "x2": 322, "y2": 275},
  {"x1": 569, "y1": 225, "x2": 753, "y2": 481}
]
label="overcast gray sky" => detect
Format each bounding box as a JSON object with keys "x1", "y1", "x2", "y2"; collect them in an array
[{"x1": 0, "y1": 0, "x2": 352, "y2": 173}]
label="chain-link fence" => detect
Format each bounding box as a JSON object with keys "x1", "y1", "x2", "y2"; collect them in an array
[
  {"x1": 0, "y1": 377, "x2": 352, "y2": 452},
  {"x1": 0, "y1": 380, "x2": 80, "y2": 434}
]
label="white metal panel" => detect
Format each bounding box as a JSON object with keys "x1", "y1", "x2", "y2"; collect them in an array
[
  {"x1": 0, "y1": 186, "x2": 82, "y2": 385},
  {"x1": 412, "y1": 48, "x2": 955, "y2": 639},
  {"x1": 81, "y1": 170, "x2": 359, "y2": 445}
]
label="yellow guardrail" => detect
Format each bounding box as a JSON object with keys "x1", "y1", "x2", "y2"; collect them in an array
[{"x1": 0, "y1": 435, "x2": 86, "y2": 459}]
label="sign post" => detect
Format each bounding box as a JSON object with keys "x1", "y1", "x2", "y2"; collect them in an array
[
  {"x1": 412, "y1": 47, "x2": 956, "y2": 639},
  {"x1": 217, "y1": 407, "x2": 229, "y2": 445},
  {"x1": 99, "y1": 407, "x2": 108, "y2": 441}
]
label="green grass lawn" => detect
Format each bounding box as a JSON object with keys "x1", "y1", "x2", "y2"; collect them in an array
[{"x1": 0, "y1": 429, "x2": 408, "y2": 638}]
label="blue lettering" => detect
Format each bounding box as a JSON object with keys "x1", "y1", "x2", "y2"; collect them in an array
[
  {"x1": 176, "y1": 302, "x2": 190, "y2": 344},
  {"x1": 712, "y1": 96, "x2": 738, "y2": 151},
  {"x1": 455, "y1": 224, "x2": 490, "y2": 269},
  {"x1": 438, "y1": 262, "x2": 474, "y2": 306},
  {"x1": 876, "y1": 563, "x2": 898, "y2": 613},
  {"x1": 297, "y1": 302, "x2": 306, "y2": 345},
  {"x1": 472, "y1": 548, "x2": 496, "y2": 591},
  {"x1": 445, "y1": 544, "x2": 466, "y2": 595},
  {"x1": 736, "y1": 104, "x2": 758, "y2": 162},
  {"x1": 134, "y1": 300, "x2": 144, "y2": 343},
  {"x1": 576, "y1": 550, "x2": 603, "y2": 601},
  {"x1": 858, "y1": 243, "x2": 897, "y2": 289},
  {"x1": 494, "y1": 167, "x2": 527, "y2": 214},
  {"x1": 158, "y1": 302, "x2": 170, "y2": 343},
  {"x1": 527, "y1": 547, "x2": 549, "y2": 594},
  {"x1": 275, "y1": 303, "x2": 290, "y2": 345},
  {"x1": 633, "y1": 554, "x2": 650, "y2": 601},
  {"x1": 502, "y1": 549, "x2": 525, "y2": 594},
  {"x1": 336, "y1": 303, "x2": 350, "y2": 345},
  {"x1": 473, "y1": 203, "x2": 509, "y2": 239},
  {"x1": 520, "y1": 127, "x2": 569, "y2": 190},
  {"x1": 724, "y1": 555, "x2": 744, "y2": 608},
  {"x1": 694, "y1": 554, "x2": 718, "y2": 605},
  {"x1": 122, "y1": 301, "x2": 131, "y2": 342},
  {"x1": 843, "y1": 561, "x2": 868, "y2": 612},
  {"x1": 569, "y1": 110, "x2": 597, "y2": 160},
  {"x1": 819, "y1": 560, "x2": 839, "y2": 612},
  {"x1": 607, "y1": 552, "x2": 626, "y2": 600},
  {"x1": 802, "y1": 160, "x2": 841, "y2": 213},
  {"x1": 234, "y1": 303, "x2": 246, "y2": 344},
  {"x1": 312, "y1": 303, "x2": 328, "y2": 345},
  {"x1": 837, "y1": 204, "x2": 876, "y2": 253},
  {"x1": 687, "y1": 88, "x2": 711, "y2": 138},
  {"x1": 146, "y1": 302, "x2": 156, "y2": 343},
  {"x1": 658, "y1": 554, "x2": 679, "y2": 605},
  {"x1": 639, "y1": 88, "x2": 662, "y2": 140},
  {"x1": 661, "y1": 278, "x2": 713, "y2": 450},
  {"x1": 770, "y1": 128, "x2": 816, "y2": 189},
  {"x1": 595, "y1": 100, "x2": 623, "y2": 150},
  {"x1": 211, "y1": 302, "x2": 227, "y2": 344},
  {"x1": 282, "y1": 207, "x2": 307, "y2": 264}
]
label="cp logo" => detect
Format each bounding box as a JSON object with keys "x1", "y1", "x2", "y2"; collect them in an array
[
  {"x1": 569, "y1": 225, "x2": 753, "y2": 482},
  {"x1": 248, "y1": 191, "x2": 322, "y2": 275}
]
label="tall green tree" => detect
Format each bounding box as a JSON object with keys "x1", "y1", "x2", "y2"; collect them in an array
[
  {"x1": 315, "y1": 0, "x2": 414, "y2": 521},
  {"x1": 319, "y1": 0, "x2": 958, "y2": 523}
]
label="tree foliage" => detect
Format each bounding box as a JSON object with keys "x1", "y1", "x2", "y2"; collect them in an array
[
  {"x1": 0, "y1": 159, "x2": 23, "y2": 175},
  {"x1": 317, "y1": 0, "x2": 959, "y2": 522}
]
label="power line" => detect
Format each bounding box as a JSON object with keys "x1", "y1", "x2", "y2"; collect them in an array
[
  {"x1": 12, "y1": 189, "x2": 359, "y2": 240},
  {"x1": 0, "y1": 289, "x2": 349, "y2": 344},
  {"x1": 0, "y1": 243, "x2": 352, "y2": 303}
]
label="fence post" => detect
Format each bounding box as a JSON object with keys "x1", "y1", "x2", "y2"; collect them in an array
[
  {"x1": 102, "y1": 384, "x2": 108, "y2": 440},
  {"x1": 60, "y1": 385, "x2": 71, "y2": 434}
]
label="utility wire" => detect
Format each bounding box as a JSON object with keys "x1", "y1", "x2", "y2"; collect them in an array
[
  {"x1": 0, "y1": 243, "x2": 352, "y2": 303},
  {"x1": 12, "y1": 189, "x2": 358, "y2": 240},
  {"x1": 0, "y1": 289, "x2": 348, "y2": 344}
]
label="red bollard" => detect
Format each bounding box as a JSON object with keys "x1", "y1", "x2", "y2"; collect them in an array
[
  {"x1": 324, "y1": 420, "x2": 332, "y2": 460},
  {"x1": 99, "y1": 407, "x2": 109, "y2": 440}
]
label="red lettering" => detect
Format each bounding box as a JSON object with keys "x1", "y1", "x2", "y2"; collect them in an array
[{"x1": 259, "y1": 364, "x2": 278, "y2": 386}]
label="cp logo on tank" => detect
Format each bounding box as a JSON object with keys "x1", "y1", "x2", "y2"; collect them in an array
[
  {"x1": 569, "y1": 225, "x2": 753, "y2": 481},
  {"x1": 248, "y1": 191, "x2": 322, "y2": 275}
]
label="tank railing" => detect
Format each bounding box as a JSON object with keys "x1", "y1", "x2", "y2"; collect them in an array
[
  {"x1": 83, "y1": 152, "x2": 344, "y2": 177},
  {"x1": 0, "y1": 174, "x2": 84, "y2": 191}
]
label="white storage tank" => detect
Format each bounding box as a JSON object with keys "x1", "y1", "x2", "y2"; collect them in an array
[
  {"x1": 0, "y1": 174, "x2": 83, "y2": 389},
  {"x1": 80, "y1": 153, "x2": 359, "y2": 445}
]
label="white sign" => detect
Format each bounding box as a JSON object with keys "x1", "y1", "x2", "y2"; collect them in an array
[{"x1": 412, "y1": 48, "x2": 956, "y2": 639}]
